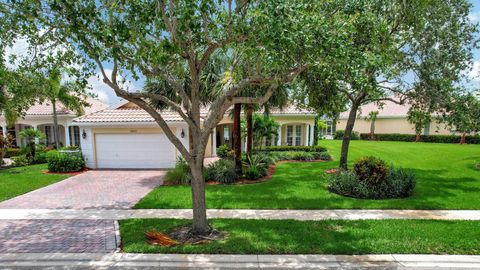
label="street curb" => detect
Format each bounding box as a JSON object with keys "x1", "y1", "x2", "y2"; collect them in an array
[{"x1": 0, "y1": 253, "x2": 479, "y2": 269}]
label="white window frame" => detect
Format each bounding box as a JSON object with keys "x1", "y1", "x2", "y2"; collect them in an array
[{"x1": 286, "y1": 124, "x2": 303, "y2": 146}]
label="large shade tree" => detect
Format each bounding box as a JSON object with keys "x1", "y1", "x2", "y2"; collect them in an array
[
  {"x1": 295, "y1": 0, "x2": 478, "y2": 169},
  {"x1": 6, "y1": 0, "x2": 343, "y2": 234},
  {"x1": 442, "y1": 92, "x2": 480, "y2": 143}
]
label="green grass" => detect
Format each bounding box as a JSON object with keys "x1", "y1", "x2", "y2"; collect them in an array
[
  {"x1": 120, "y1": 218, "x2": 480, "y2": 254},
  {"x1": 135, "y1": 140, "x2": 480, "y2": 210},
  {"x1": 0, "y1": 164, "x2": 70, "y2": 202}
]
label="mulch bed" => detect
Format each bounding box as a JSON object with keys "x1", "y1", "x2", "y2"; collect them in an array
[
  {"x1": 206, "y1": 159, "x2": 327, "y2": 186},
  {"x1": 146, "y1": 226, "x2": 227, "y2": 247},
  {"x1": 42, "y1": 167, "x2": 89, "y2": 176}
]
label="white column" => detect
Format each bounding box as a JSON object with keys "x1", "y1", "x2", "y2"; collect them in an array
[
  {"x1": 65, "y1": 125, "x2": 71, "y2": 147},
  {"x1": 277, "y1": 125, "x2": 282, "y2": 146},
  {"x1": 33, "y1": 125, "x2": 40, "y2": 144},
  {"x1": 309, "y1": 124, "x2": 315, "y2": 146},
  {"x1": 1, "y1": 124, "x2": 6, "y2": 137},
  {"x1": 212, "y1": 127, "x2": 217, "y2": 156}
]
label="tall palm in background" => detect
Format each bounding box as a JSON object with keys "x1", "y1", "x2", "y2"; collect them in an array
[{"x1": 43, "y1": 68, "x2": 87, "y2": 149}]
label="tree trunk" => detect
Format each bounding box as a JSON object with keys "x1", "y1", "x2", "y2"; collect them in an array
[
  {"x1": 52, "y1": 101, "x2": 60, "y2": 149},
  {"x1": 369, "y1": 120, "x2": 375, "y2": 140},
  {"x1": 339, "y1": 102, "x2": 360, "y2": 170},
  {"x1": 460, "y1": 133, "x2": 466, "y2": 144},
  {"x1": 246, "y1": 106, "x2": 253, "y2": 156},
  {"x1": 233, "y1": 104, "x2": 242, "y2": 174},
  {"x1": 189, "y1": 156, "x2": 209, "y2": 235},
  {"x1": 415, "y1": 133, "x2": 421, "y2": 142}
]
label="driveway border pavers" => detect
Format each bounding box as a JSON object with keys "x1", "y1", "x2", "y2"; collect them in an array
[
  {"x1": 0, "y1": 253, "x2": 479, "y2": 269},
  {"x1": 0, "y1": 209, "x2": 479, "y2": 220}
]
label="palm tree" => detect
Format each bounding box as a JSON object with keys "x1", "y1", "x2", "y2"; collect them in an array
[
  {"x1": 365, "y1": 111, "x2": 379, "y2": 140},
  {"x1": 19, "y1": 128, "x2": 45, "y2": 160},
  {"x1": 43, "y1": 68, "x2": 87, "y2": 149}
]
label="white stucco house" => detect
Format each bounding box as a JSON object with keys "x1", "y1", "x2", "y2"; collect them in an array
[
  {"x1": 72, "y1": 101, "x2": 317, "y2": 169},
  {"x1": 0, "y1": 98, "x2": 108, "y2": 148}
]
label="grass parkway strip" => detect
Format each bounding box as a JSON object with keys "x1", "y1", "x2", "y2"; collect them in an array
[{"x1": 120, "y1": 218, "x2": 480, "y2": 255}]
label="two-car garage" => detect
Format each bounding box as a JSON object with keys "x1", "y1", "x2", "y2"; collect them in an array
[{"x1": 94, "y1": 132, "x2": 177, "y2": 169}]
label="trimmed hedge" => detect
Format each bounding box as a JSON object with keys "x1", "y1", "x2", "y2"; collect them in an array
[
  {"x1": 46, "y1": 150, "x2": 85, "y2": 173},
  {"x1": 257, "y1": 145, "x2": 327, "y2": 152},
  {"x1": 334, "y1": 130, "x2": 360, "y2": 140},
  {"x1": 360, "y1": 133, "x2": 480, "y2": 144}
]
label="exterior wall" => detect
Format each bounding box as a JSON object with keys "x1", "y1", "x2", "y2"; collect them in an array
[
  {"x1": 78, "y1": 123, "x2": 189, "y2": 169},
  {"x1": 0, "y1": 115, "x2": 75, "y2": 147},
  {"x1": 336, "y1": 117, "x2": 454, "y2": 135}
]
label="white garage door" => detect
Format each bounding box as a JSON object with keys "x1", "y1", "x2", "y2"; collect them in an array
[{"x1": 95, "y1": 133, "x2": 176, "y2": 169}]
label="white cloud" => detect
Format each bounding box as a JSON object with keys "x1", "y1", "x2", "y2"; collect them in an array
[
  {"x1": 469, "y1": 11, "x2": 480, "y2": 23},
  {"x1": 87, "y1": 70, "x2": 134, "y2": 106},
  {"x1": 467, "y1": 61, "x2": 480, "y2": 82}
]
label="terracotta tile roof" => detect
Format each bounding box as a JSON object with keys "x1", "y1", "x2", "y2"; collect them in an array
[
  {"x1": 340, "y1": 100, "x2": 410, "y2": 119},
  {"x1": 74, "y1": 108, "x2": 190, "y2": 123},
  {"x1": 22, "y1": 97, "x2": 108, "y2": 116},
  {"x1": 73, "y1": 104, "x2": 315, "y2": 123}
]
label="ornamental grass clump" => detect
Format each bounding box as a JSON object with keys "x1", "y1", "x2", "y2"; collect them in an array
[{"x1": 329, "y1": 156, "x2": 416, "y2": 199}]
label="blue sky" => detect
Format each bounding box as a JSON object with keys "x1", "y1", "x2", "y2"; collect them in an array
[{"x1": 7, "y1": 1, "x2": 480, "y2": 106}]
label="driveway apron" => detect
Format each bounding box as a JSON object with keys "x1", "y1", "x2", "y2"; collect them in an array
[{"x1": 0, "y1": 170, "x2": 165, "y2": 253}]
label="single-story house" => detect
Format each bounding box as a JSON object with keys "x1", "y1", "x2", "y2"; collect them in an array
[
  {"x1": 73, "y1": 101, "x2": 317, "y2": 169},
  {"x1": 336, "y1": 100, "x2": 452, "y2": 135},
  {"x1": 0, "y1": 98, "x2": 108, "y2": 148}
]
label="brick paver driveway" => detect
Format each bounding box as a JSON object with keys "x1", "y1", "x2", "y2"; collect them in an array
[
  {"x1": 0, "y1": 170, "x2": 165, "y2": 209},
  {"x1": 0, "y1": 170, "x2": 164, "y2": 253}
]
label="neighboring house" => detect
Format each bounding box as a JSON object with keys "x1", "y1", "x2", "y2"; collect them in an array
[
  {"x1": 336, "y1": 100, "x2": 452, "y2": 135},
  {"x1": 73, "y1": 101, "x2": 316, "y2": 169},
  {"x1": 0, "y1": 97, "x2": 108, "y2": 148}
]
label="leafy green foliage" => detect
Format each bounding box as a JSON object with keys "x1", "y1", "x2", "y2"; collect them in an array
[
  {"x1": 407, "y1": 110, "x2": 432, "y2": 135},
  {"x1": 242, "y1": 155, "x2": 268, "y2": 180},
  {"x1": 353, "y1": 156, "x2": 389, "y2": 186},
  {"x1": 329, "y1": 166, "x2": 416, "y2": 199},
  {"x1": 258, "y1": 145, "x2": 327, "y2": 152},
  {"x1": 334, "y1": 130, "x2": 359, "y2": 140},
  {"x1": 164, "y1": 158, "x2": 191, "y2": 185},
  {"x1": 11, "y1": 155, "x2": 31, "y2": 167},
  {"x1": 46, "y1": 150, "x2": 85, "y2": 173},
  {"x1": 441, "y1": 93, "x2": 480, "y2": 135},
  {"x1": 359, "y1": 133, "x2": 480, "y2": 144},
  {"x1": 206, "y1": 159, "x2": 238, "y2": 184},
  {"x1": 216, "y1": 144, "x2": 232, "y2": 159}
]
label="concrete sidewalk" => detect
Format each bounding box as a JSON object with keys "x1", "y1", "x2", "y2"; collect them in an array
[
  {"x1": 0, "y1": 209, "x2": 479, "y2": 220},
  {"x1": 0, "y1": 253, "x2": 479, "y2": 269}
]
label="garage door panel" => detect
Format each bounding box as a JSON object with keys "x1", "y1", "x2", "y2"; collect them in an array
[{"x1": 95, "y1": 133, "x2": 176, "y2": 169}]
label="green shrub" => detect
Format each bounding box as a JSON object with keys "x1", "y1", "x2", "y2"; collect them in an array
[
  {"x1": 33, "y1": 152, "x2": 48, "y2": 164},
  {"x1": 328, "y1": 162, "x2": 416, "y2": 199},
  {"x1": 386, "y1": 167, "x2": 416, "y2": 198},
  {"x1": 46, "y1": 150, "x2": 85, "y2": 173},
  {"x1": 353, "y1": 156, "x2": 389, "y2": 186},
  {"x1": 359, "y1": 133, "x2": 480, "y2": 144},
  {"x1": 4, "y1": 148, "x2": 22, "y2": 158},
  {"x1": 258, "y1": 145, "x2": 327, "y2": 152},
  {"x1": 11, "y1": 155, "x2": 31, "y2": 167},
  {"x1": 165, "y1": 157, "x2": 191, "y2": 185},
  {"x1": 334, "y1": 130, "x2": 359, "y2": 140},
  {"x1": 208, "y1": 159, "x2": 237, "y2": 184},
  {"x1": 242, "y1": 155, "x2": 268, "y2": 180},
  {"x1": 216, "y1": 144, "x2": 231, "y2": 159}
]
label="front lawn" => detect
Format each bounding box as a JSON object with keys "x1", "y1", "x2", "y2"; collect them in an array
[
  {"x1": 135, "y1": 140, "x2": 480, "y2": 209},
  {"x1": 0, "y1": 164, "x2": 70, "y2": 202},
  {"x1": 120, "y1": 218, "x2": 480, "y2": 254}
]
